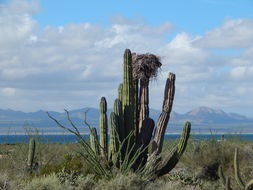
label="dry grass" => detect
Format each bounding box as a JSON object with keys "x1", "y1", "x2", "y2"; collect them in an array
[{"x1": 0, "y1": 137, "x2": 252, "y2": 189}]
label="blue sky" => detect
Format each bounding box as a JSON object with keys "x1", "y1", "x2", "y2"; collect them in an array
[
  {"x1": 0, "y1": 0, "x2": 253, "y2": 117},
  {"x1": 34, "y1": 0, "x2": 253, "y2": 34}
]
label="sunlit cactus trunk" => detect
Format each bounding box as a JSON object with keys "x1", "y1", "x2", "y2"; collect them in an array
[
  {"x1": 122, "y1": 49, "x2": 135, "y2": 139},
  {"x1": 99, "y1": 97, "x2": 108, "y2": 157},
  {"x1": 138, "y1": 79, "x2": 149, "y2": 133},
  {"x1": 152, "y1": 73, "x2": 175, "y2": 154}
]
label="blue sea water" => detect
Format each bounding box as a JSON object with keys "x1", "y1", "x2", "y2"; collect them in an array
[{"x1": 0, "y1": 134, "x2": 253, "y2": 144}]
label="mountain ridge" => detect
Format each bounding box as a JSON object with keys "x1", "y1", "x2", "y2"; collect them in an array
[{"x1": 0, "y1": 107, "x2": 252, "y2": 133}]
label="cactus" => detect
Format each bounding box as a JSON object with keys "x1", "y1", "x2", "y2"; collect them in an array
[
  {"x1": 218, "y1": 166, "x2": 226, "y2": 186},
  {"x1": 234, "y1": 148, "x2": 245, "y2": 189},
  {"x1": 27, "y1": 138, "x2": 36, "y2": 172},
  {"x1": 109, "y1": 112, "x2": 120, "y2": 165},
  {"x1": 118, "y1": 83, "x2": 123, "y2": 103},
  {"x1": 99, "y1": 97, "x2": 108, "y2": 157},
  {"x1": 133, "y1": 79, "x2": 139, "y2": 140},
  {"x1": 219, "y1": 148, "x2": 253, "y2": 190},
  {"x1": 138, "y1": 79, "x2": 149, "y2": 134},
  {"x1": 113, "y1": 98, "x2": 124, "y2": 142},
  {"x1": 90, "y1": 127, "x2": 100, "y2": 155},
  {"x1": 122, "y1": 49, "x2": 135, "y2": 139},
  {"x1": 245, "y1": 180, "x2": 253, "y2": 190},
  {"x1": 155, "y1": 121, "x2": 191, "y2": 176},
  {"x1": 47, "y1": 49, "x2": 192, "y2": 178},
  {"x1": 152, "y1": 73, "x2": 176, "y2": 154}
]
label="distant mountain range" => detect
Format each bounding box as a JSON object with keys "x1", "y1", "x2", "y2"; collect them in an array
[{"x1": 0, "y1": 107, "x2": 252, "y2": 134}]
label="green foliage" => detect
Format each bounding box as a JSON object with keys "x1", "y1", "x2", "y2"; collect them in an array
[
  {"x1": 94, "y1": 172, "x2": 147, "y2": 190},
  {"x1": 22, "y1": 174, "x2": 63, "y2": 190},
  {"x1": 40, "y1": 154, "x2": 84, "y2": 176}
]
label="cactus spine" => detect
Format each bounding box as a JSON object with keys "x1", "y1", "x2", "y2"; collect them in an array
[
  {"x1": 90, "y1": 127, "x2": 100, "y2": 155},
  {"x1": 27, "y1": 138, "x2": 36, "y2": 169},
  {"x1": 99, "y1": 97, "x2": 108, "y2": 157}
]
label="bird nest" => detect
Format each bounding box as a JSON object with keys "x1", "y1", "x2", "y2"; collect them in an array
[{"x1": 132, "y1": 53, "x2": 162, "y2": 81}]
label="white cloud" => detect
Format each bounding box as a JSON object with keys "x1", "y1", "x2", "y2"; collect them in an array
[
  {"x1": 0, "y1": 0, "x2": 253, "y2": 117},
  {"x1": 1, "y1": 88, "x2": 16, "y2": 96},
  {"x1": 195, "y1": 18, "x2": 253, "y2": 48}
]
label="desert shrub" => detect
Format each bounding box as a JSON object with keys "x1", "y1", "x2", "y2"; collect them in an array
[
  {"x1": 181, "y1": 139, "x2": 234, "y2": 170},
  {"x1": 22, "y1": 174, "x2": 65, "y2": 190},
  {"x1": 40, "y1": 153, "x2": 87, "y2": 175},
  {"x1": 73, "y1": 174, "x2": 96, "y2": 190},
  {"x1": 56, "y1": 169, "x2": 80, "y2": 186},
  {"x1": 94, "y1": 172, "x2": 147, "y2": 190},
  {"x1": 0, "y1": 172, "x2": 10, "y2": 190}
]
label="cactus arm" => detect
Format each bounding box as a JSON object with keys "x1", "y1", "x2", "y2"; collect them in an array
[
  {"x1": 27, "y1": 138, "x2": 36, "y2": 169},
  {"x1": 113, "y1": 98, "x2": 124, "y2": 142},
  {"x1": 134, "y1": 118, "x2": 155, "y2": 168},
  {"x1": 245, "y1": 179, "x2": 253, "y2": 190},
  {"x1": 218, "y1": 165, "x2": 226, "y2": 186},
  {"x1": 122, "y1": 49, "x2": 135, "y2": 138},
  {"x1": 90, "y1": 127, "x2": 100, "y2": 155},
  {"x1": 155, "y1": 121, "x2": 191, "y2": 177},
  {"x1": 109, "y1": 112, "x2": 120, "y2": 165},
  {"x1": 99, "y1": 97, "x2": 108, "y2": 157},
  {"x1": 234, "y1": 148, "x2": 245, "y2": 189},
  {"x1": 118, "y1": 83, "x2": 123, "y2": 103},
  {"x1": 152, "y1": 73, "x2": 176, "y2": 154},
  {"x1": 225, "y1": 177, "x2": 233, "y2": 190}
]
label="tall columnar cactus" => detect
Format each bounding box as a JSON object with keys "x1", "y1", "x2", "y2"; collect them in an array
[
  {"x1": 94, "y1": 49, "x2": 191, "y2": 178},
  {"x1": 219, "y1": 148, "x2": 253, "y2": 190},
  {"x1": 152, "y1": 73, "x2": 176, "y2": 155},
  {"x1": 27, "y1": 138, "x2": 36, "y2": 169},
  {"x1": 122, "y1": 49, "x2": 135, "y2": 139},
  {"x1": 90, "y1": 127, "x2": 100, "y2": 155},
  {"x1": 99, "y1": 97, "x2": 108, "y2": 157},
  {"x1": 48, "y1": 49, "x2": 191, "y2": 179},
  {"x1": 113, "y1": 98, "x2": 124, "y2": 142},
  {"x1": 109, "y1": 112, "x2": 120, "y2": 165}
]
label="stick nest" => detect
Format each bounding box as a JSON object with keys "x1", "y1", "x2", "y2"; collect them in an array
[{"x1": 132, "y1": 53, "x2": 162, "y2": 81}]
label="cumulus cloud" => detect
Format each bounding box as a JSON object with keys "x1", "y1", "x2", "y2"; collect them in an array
[
  {"x1": 0, "y1": 0, "x2": 253, "y2": 117},
  {"x1": 195, "y1": 18, "x2": 253, "y2": 48}
]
